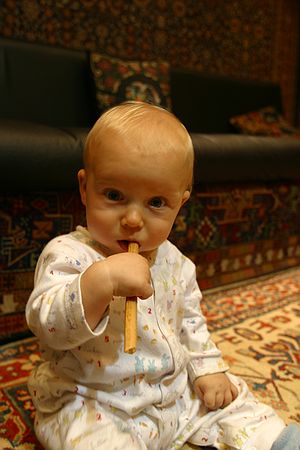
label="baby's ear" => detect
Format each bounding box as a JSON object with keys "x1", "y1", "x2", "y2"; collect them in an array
[
  {"x1": 181, "y1": 190, "x2": 190, "y2": 206},
  {"x1": 78, "y1": 169, "x2": 87, "y2": 206}
]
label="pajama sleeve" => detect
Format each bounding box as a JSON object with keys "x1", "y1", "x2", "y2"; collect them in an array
[
  {"x1": 180, "y1": 258, "x2": 229, "y2": 383},
  {"x1": 26, "y1": 238, "x2": 109, "y2": 350}
]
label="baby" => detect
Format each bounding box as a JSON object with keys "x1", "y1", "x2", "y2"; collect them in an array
[{"x1": 26, "y1": 102, "x2": 300, "y2": 449}]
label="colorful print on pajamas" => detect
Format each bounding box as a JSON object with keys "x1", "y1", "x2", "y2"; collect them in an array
[{"x1": 26, "y1": 226, "x2": 286, "y2": 450}]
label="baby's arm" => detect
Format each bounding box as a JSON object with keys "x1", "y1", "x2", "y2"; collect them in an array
[
  {"x1": 80, "y1": 253, "x2": 153, "y2": 329},
  {"x1": 193, "y1": 373, "x2": 238, "y2": 410},
  {"x1": 179, "y1": 257, "x2": 235, "y2": 409},
  {"x1": 26, "y1": 237, "x2": 153, "y2": 348}
]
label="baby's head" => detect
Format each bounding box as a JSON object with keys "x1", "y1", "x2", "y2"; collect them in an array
[
  {"x1": 78, "y1": 101, "x2": 194, "y2": 256},
  {"x1": 84, "y1": 101, "x2": 194, "y2": 191}
]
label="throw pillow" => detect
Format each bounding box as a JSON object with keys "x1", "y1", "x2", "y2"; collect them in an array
[
  {"x1": 90, "y1": 52, "x2": 171, "y2": 112},
  {"x1": 230, "y1": 106, "x2": 300, "y2": 137}
]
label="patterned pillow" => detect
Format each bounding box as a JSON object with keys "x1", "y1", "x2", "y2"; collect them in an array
[
  {"x1": 230, "y1": 106, "x2": 300, "y2": 137},
  {"x1": 90, "y1": 52, "x2": 171, "y2": 112}
]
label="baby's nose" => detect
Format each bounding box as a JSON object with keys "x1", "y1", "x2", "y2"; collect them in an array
[{"x1": 121, "y1": 207, "x2": 144, "y2": 228}]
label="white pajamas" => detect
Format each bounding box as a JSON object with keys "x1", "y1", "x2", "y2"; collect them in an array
[{"x1": 26, "y1": 226, "x2": 285, "y2": 450}]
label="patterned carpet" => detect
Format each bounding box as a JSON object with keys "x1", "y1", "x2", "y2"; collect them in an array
[
  {"x1": 203, "y1": 268, "x2": 300, "y2": 426},
  {"x1": 0, "y1": 267, "x2": 299, "y2": 449},
  {"x1": 2, "y1": 183, "x2": 300, "y2": 343}
]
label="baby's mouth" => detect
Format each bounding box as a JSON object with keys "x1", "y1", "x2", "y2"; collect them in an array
[{"x1": 117, "y1": 240, "x2": 139, "y2": 252}]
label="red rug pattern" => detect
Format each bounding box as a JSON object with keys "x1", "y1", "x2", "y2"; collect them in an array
[{"x1": 2, "y1": 183, "x2": 300, "y2": 343}]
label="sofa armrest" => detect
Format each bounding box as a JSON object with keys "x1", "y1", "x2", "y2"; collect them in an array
[
  {"x1": 2, "y1": 122, "x2": 300, "y2": 191},
  {"x1": 0, "y1": 120, "x2": 87, "y2": 191},
  {"x1": 192, "y1": 134, "x2": 300, "y2": 185}
]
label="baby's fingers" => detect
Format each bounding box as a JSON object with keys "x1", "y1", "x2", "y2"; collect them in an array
[
  {"x1": 203, "y1": 391, "x2": 220, "y2": 410},
  {"x1": 221, "y1": 390, "x2": 235, "y2": 409},
  {"x1": 221, "y1": 384, "x2": 238, "y2": 409},
  {"x1": 231, "y1": 382, "x2": 238, "y2": 400},
  {"x1": 138, "y1": 282, "x2": 153, "y2": 299},
  {"x1": 203, "y1": 385, "x2": 238, "y2": 410}
]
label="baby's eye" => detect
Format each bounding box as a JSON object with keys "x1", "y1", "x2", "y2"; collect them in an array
[
  {"x1": 104, "y1": 189, "x2": 123, "y2": 202},
  {"x1": 149, "y1": 197, "x2": 165, "y2": 208}
]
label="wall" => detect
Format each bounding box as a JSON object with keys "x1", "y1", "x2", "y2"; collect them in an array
[{"x1": 0, "y1": 0, "x2": 299, "y2": 123}]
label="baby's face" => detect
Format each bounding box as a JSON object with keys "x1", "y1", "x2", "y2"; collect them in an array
[{"x1": 78, "y1": 129, "x2": 190, "y2": 257}]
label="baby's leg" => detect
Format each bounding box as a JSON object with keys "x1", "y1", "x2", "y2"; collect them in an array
[
  {"x1": 222, "y1": 374, "x2": 288, "y2": 450},
  {"x1": 34, "y1": 396, "x2": 144, "y2": 450},
  {"x1": 270, "y1": 423, "x2": 300, "y2": 450},
  {"x1": 213, "y1": 374, "x2": 285, "y2": 450},
  {"x1": 189, "y1": 374, "x2": 286, "y2": 450}
]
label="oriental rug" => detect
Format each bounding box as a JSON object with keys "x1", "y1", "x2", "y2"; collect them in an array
[
  {"x1": 0, "y1": 267, "x2": 299, "y2": 449},
  {"x1": 2, "y1": 183, "x2": 300, "y2": 343}
]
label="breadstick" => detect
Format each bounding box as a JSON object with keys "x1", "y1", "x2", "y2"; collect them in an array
[{"x1": 124, "y1": 242, "x2": 139, "y2": 354}]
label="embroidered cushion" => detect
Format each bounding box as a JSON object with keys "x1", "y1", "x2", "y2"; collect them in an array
[
  {"x1": 90, "y1": 52, "x2": 171, "y2": 112},
  {"x1": 230, "y1": 106, "x2": 300, "y2": 137}
]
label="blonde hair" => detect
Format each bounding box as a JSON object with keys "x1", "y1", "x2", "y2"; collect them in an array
[{"x1": 84, "y1": 101, "x2": 194, "y2": 190}]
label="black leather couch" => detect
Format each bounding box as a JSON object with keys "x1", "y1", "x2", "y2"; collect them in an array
[
  {"x1": 0, "y1": 37, "x2": 96, "y2": 190},
  {"x1": 1, "y1": 37, "x2": 300, "y2": 192},
  {"x1": 171, "y1": 68, "x2": 300, "y2": 184}
]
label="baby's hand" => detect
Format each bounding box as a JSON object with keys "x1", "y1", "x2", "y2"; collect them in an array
[
  {"x1": 104, "y1": 253, "x2": 153, "y2": 299},
  {"x1": 80, "y1": 253, "x2": 153, "y2": 329},
  {"x1": 193, "y1": 373, "x2": 238, "y2": 411}
]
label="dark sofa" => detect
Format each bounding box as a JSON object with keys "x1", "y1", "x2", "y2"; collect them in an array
[
  {"x1": 1, "y1": 37, "x2": 300, "y2": 190},
  {"x1": 0, "y1": 37, "x2": 96, "y2": 191},
  {"x1": 1, "y1": 37, "x2": 300, "y2": 343}
]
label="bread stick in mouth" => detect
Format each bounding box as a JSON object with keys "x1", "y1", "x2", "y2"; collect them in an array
[{"x1": 124, "y1": 242, "x2": 139, "y2": 354}]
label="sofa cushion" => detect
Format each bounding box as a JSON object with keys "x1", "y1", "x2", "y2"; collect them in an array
[
  {"x1": 191, "y1": 134, "x2": 300, "y2": 185},
  {"x1": 229, "y1": 106, "x2": 300, "y2": 137},
  {"x1": 2, "y1": 121, "x2": 300, "y2": 191},
  {"x1": 90, "y1": 53, "x2": 171, "y2": 111},
  {"x1": 0, "y1": 120, "x2": 88, "y2": 191},
  {"x1": 170, "y1": 68, "x2": 282, "y2": 133},
  {"x1": 0, "y1": 38, "x2": 97, "y2": 127}
]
